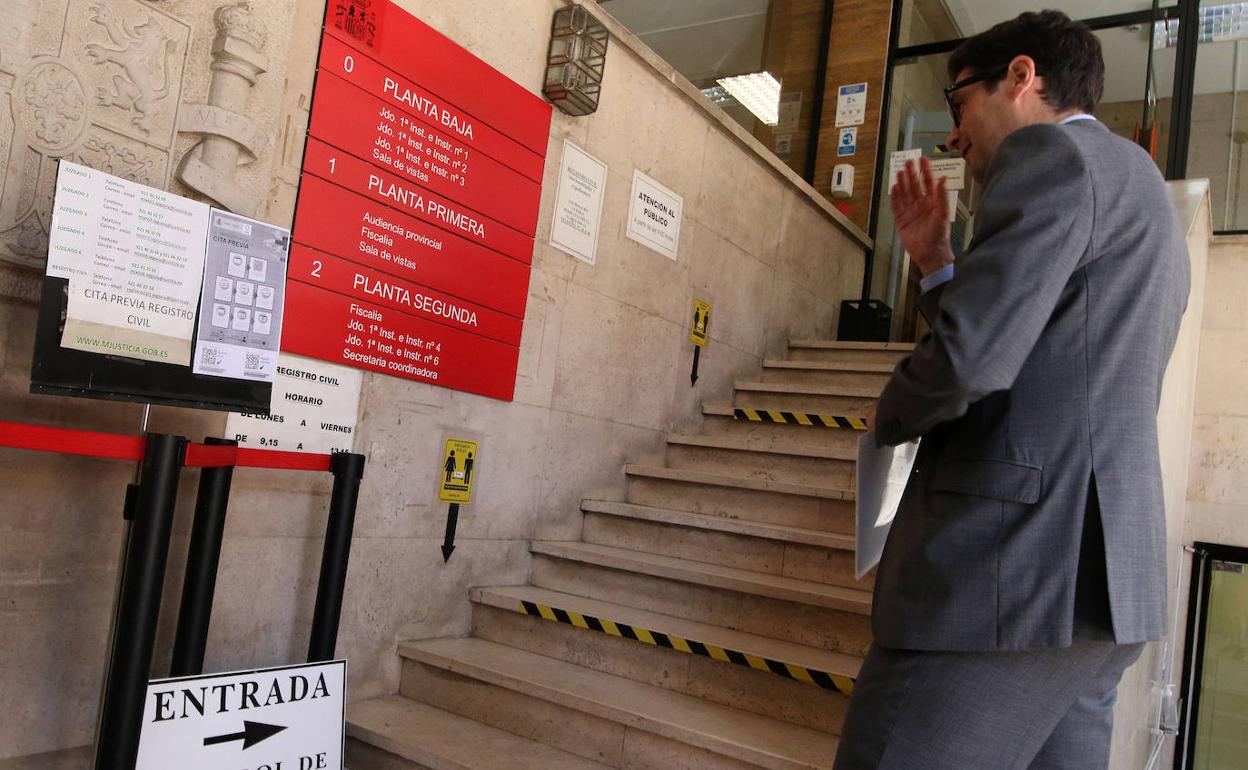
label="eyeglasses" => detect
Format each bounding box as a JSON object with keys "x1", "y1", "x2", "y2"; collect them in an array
[{"x1": 943, "y1": 66, "x2": 1008, "y2": 127}]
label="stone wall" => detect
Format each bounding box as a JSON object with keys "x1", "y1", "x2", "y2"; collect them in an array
[
  {"x1": 0, "y1": 0, "x2": 866, "y2": 759},
  {"x1": 1186, "y1": 234, "x2": 1248, "y2": 546}
]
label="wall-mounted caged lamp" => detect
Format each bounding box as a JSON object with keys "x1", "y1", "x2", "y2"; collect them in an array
[{"x1": 543, "y1": 5, "x2": 608, "y2": 116}]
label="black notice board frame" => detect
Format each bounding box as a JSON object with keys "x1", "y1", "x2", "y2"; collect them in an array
[{"x1": 30, "y1": 276, "x2": 272, "y2": 414}]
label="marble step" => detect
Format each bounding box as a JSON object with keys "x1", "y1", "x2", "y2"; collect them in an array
[
  {"x1": 347, "y1": 696, "x2": 611, "y2": 770},
  {"x1": 787, "y1": 339, "x2": 914, "y2": 365},
  {"x1": 580, "y1": 499, "x2": 865, "y2": 589},
  {"x1": 760, "y1": 359, "x2": 895, "y2": 389},
  {"x1": 399, "y1": 638, "x2": 840, "y2": 770},
  {"x1": 469, "y1": 585, "x2": 859, "y2": 734},
  {"x1": 700, "y1": 404, "x2": 864, "y2": 453},
  {"x1": 733, "y1": 381, "x2": 880, "y2": 415},
  {"x1": 624, "y1": 463, "x2": 855, "y2": 534},
  {"x1": 530, "y1": 541, "x2": 873, "y2": 657},
  {"x1": 665, "y1": 432, "x2": 855, "y2": 488}
]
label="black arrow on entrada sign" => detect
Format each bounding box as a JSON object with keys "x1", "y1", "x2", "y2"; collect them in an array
[
  {"x1": 442, "y1": 503, "x2": 459, "y2": 562},
  {"x1": 203, "y1": 720, "x2": 287, "y2": 750},
  {"x1": 690, "y1": 345, "x2": 701, "y2": 387}
]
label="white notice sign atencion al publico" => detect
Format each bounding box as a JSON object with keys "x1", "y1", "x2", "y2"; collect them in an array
[
  {"x1": 626, "y1": 169, "x2": 683, "y2": 261},
  {"x1": 226, "y1": 354, "x2": 363, "y2": 454},
  {"x1": 550, "y1": 140, "x2": 608, "y2": 265},
  {"x1": 135, "y1": 660, "x2": 346, "y2": 770},
  {"x1": 930, "y1": 157, "x2": 967, "y2": 191},
  {"x1": 48, "y1": 161, "x2": 210, "y2": 365}
]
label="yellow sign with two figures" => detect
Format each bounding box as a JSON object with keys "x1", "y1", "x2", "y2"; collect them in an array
[
  {"x1": 690, "y1": 299, "x2": 712, "y2": 347},
  {"x1": 439, "y1": 438, "x2": 478, "y2": 504}
]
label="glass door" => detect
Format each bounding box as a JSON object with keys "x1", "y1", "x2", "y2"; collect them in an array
[{"x1": 1181, "y1": 543, "x2": 1248, "y2": 769}]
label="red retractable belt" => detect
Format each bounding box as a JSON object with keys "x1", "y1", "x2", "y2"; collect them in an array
[
  {"x1": 0, "y1": 420, "x2": 146, "y2": 462},
  {"x1": 0, "y1": 420, "x2": 333, "y2": 472},
  {"x1": 183, "y1": 443, "x2": 332, "y2": 472}
]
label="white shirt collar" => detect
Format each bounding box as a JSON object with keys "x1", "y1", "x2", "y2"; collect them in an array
[{"x1": 1059, "y1": 113, "x2": 1097, "y2": 125}]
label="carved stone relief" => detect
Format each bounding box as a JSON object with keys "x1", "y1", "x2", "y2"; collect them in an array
[
  {"x1": 0, "y1": 0, "x2": 296, "y2": 302},
  {"x1": 177, "y1": 1, "x2": 271, "y2": 217}
]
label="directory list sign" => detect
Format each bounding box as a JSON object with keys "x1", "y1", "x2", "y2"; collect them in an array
[{"x1": 283, "y1": 0, "x2": 552, "y2": 401}]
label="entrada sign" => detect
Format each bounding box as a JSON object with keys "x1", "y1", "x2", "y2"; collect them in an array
[{"x1": 135, "y1": 661, "x2": 346, "y2": 770}]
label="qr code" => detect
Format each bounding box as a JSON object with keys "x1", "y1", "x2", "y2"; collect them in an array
[
  {"x1": 245, "y1": 353, "x2": 261, "y2": 371},
  {"x1": 198, "y1": 347, "x2": 226, "y2": 371}
]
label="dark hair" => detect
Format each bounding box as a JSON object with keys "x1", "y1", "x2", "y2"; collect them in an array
[{"x1": 947, "y1": 10, "x2": 1104, "y2": 114}]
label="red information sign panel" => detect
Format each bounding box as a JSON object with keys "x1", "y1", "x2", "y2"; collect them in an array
[
  {"x1": 302, "y1": 138, "x2": 534, "y2": 264},
  {"x1": 325, "y1": 1, "x2": 551, "y2": 155},
  {"x1": 291, "y1": 175, "x2": 530, "y2": 318},
  {"x1": 283, "y1": 281, "x2": 520, "y2": 401},
  {"x1": 288, "y1": 245, "x2": 523, "y2": 347},
  {"x1": 308, "y1": 70, "x2": 542, "y2": 235},
  {"x1": 317, "y1": 35, "x2": 544, "y2": 182},
  {"x1": 285, "y1": 0, "x2": 552, "y2": 401}
]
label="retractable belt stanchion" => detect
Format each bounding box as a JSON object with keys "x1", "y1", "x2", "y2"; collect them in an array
[
  {"x1": 0, "y1": 421, "x2": 363, "y2": 768},
  {"x1": 170, "y1": 437, "x2": 238, "y2": 677},
  {"x1": 309, "y1": 452, "x2": 367, "y2": 662},
  {"x1": 94, "y1": 433, "x2": 185, "y2": 770}
]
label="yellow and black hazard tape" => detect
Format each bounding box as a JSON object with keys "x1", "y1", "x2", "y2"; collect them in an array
[
  {"x1": 519, "y1": 600, "x2": 854, "y2": 695},
  {"x1": 733, "y1": 408, "x2": 867, "y2": 430}
]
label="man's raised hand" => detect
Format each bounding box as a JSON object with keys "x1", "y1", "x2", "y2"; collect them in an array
[{"x1": 890, "y1": 157, "x2": 955, "y2": 277}]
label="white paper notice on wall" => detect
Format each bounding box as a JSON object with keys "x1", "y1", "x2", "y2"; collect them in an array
[
  {"x1": 626, "y1": 169, "x2": 683, "y2": 261},
  {"x1": 225, "y1": 354, "x2": 363, "y2": 454},
  {"x1": 49, "y1": 161, "x2": 210, "y2": 365},
  {"x1": 835, "y1": 82, "x2": 868, "y2": 127},
  {"x1": 192, "y1": 210, "x2": 290, "y2": 382},
  {"x1": 930, "y1": 157, "x2": 966, "y2": 191},
  {"x1": 776, "y1": 91, "x2": 803, "y2": 133},
  {"x1": 887, "y1": 148, "x2": 923, "y2": 187},
  {"x1": 550, "y1": 140, "x2": 608, "y2": 265}
]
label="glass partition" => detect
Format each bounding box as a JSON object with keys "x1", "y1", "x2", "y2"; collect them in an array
[
  {"x1": 1185, "y1": 1, "x2": 1248, "y2": 230},
  {"x1": 1182, "y1": 544, "x2": 1248, "y2": 769},
  {"x1": 900, "y1": 0, "x2": 1179, "y2": 47},
  {"x1": 597, "y1": 0, "x2": 826, "y2": 177}
]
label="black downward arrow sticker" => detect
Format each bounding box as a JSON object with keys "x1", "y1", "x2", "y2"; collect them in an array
[
  {"x1": 690, "y1": 345, "x2": 701, "y2": 386},
  {"x1": 203, "y1": 720, "x2": 287, "y2": 750},
  {"x1": 442, "y1": 503, "x2": 459, "y2": 562}
]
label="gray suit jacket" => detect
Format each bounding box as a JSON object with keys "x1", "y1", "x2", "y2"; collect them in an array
[{"x1": 872, "y1": 120, "x2": 1189, "y2": 651}]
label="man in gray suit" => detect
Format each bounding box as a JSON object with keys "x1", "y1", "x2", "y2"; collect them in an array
[{"x1": 834, "y1": 11, "x2": 1189, "y2": 770}]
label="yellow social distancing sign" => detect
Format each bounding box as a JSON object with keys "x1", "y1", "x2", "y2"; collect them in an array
[
  {"x1": 439, "y1": 438, "x2": 478, "y2": 504},
  {"x1": 690, "y1": 298, "x2": 711, "y2": 347}
]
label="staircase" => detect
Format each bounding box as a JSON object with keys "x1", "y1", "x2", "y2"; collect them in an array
[{"x1": 345, "y1": 340, "x2": 913, "y2": 770}]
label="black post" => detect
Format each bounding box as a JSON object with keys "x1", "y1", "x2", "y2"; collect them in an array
[
  {"x1": 170, "y1": 437, "x2": 238, "y2": 677},
  {"x1": 94, "y1": 433, "x2": 185, "y2": 770},
  {"x1": 308, "y1": 452, "x2": 366, "y2": 662}
]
